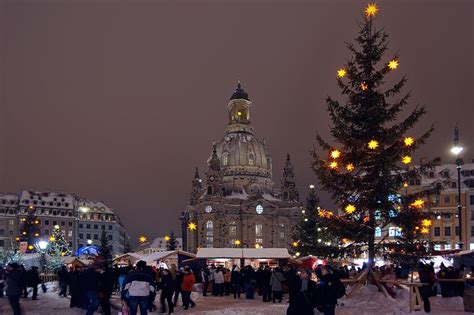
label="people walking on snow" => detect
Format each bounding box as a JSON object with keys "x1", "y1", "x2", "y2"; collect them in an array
[
  {"x1": 270, "y1": 267, "x2": 285, "y2": 303},
  {"x1": 181, "y1": 266, "x2": 196, "y2": 310},
  {"x1": 123, "y1": 260, "x2": 156, "y2": 315},
  {"x1": 5, "y1": 262, "x2": 23, "y2": 315}
]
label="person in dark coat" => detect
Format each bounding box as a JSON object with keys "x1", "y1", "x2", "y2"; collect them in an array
[
  {"x1": 315, "y1": 265, "x2": 344, "y2": 315},
  {"x1": 69, "y1": 266, "x2": 84, "y2": 308},
  {"x1": 231, "y1": 265, "x2": 242, "y2": 299},
  {"x1": 6, "y1": 263, "x2": 23, "y2": 315},
  {"x1": 286, "y1": 265, "x2": 299, "y2": 304},
  {"x1": 200, "y1": 267, "x2": 210, "y2": 296},
  {"x1": 0, "y1": 265, "x2": 5, "y2": 298},
  {"x1": 418, "y1": 263, "x2": 432, "y2": 313},
  {"x1": 57, "y1": 265, "x2": 70, "y2": 297},
  {"x1": 27, "y1": 266, "x2": 41, "y2": 300},
  {"x1": 261, "y1": 266, "x2": 272, "y2": 302},
  {"x1": 287, "y1": 269, "x2": 317, "y2": 315},
  {"x1": 159, "y1": 268, "x2": 175, "y2": 314},
  {"x1": 20, "y1": 265, "x2": 28, "y2": 298},
  {"x1": 256, "y1": 266, "x2": 265, "y2": 296},
  {"x1": 241, "y1": 265, "x2": 256, "y2": 299},
  {"x1": 82, "y1": 265, "x2": 101, "y2": 315},
  {"x1": 270, "y1": 267, "x2": 286, "y2": 303},
  {"x1": 173, "y1": 268, "x2": 184, "y2": 306},
  {"x1": 98, "y1": 266, "x2": 114, "y2": 315}
]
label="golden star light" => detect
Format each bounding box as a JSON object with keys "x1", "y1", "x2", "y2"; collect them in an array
[
  {"x1": 345, "y1": 204, "x2": 356, "y2": 214},
  {"x1": 421, "y1": 227, "x2": 429, "y2": 234},
  {"x1": 410, "y1": 199, "x2": 425, "y2": 208},
  {"x1": 346, "y1": 163, "x2": 355, "y2": 171},
  {"x1": 188, "y1": 222, "x2": 197, "y2": 231},
  {"x1": 138, "y1": 236, "x2": 147, "y2": 243},
  {"x1": 422, "y1": 219, "x2": 432, "y2": 227},
  {"x1": 360, "y1": 82, "x2": 368, "y2": 91},
  {"x1": 368, "y1": 140, "x2": 379, "y2": 150},
  {"x1": 292, "y1": 241, "x2": 299, "y2": 247},
  {"x1": 404, "y1": 137, "x2": 414, "y2": 147},
  {"x1": 329, "y1": 161, "x2": 338, "y2": 169},
  {"x1": 330, "y1": 149, "x2": 341, "y2": 159},
  {"x1": 402, "y1": 155, "x2": 412, "y2": 164},
  {"x1": 388, "y1": 59, "x2": 399, "y2": 70},
  {"x1": 337, "y1": 68, "x2": 347, "y2": 78},
  {"x1": 365, "y1": 3, "x2": 379, "y2": 17},
  {"x1": 164, "y1": 235, "x2": 171, "y2": 241},
  {"x1": 235, "y1": 240, "x2": 241, "y2": 246}
]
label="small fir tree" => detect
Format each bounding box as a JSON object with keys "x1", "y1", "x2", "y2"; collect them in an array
[
  {"x1": 292, "y1": 185, "x2": 337, "y2": 257},
  {"x1": 1, "y1": 240, "x2": 23, "y2": 265},
  {"x1": 99, "y1": 230, "x2": 112, "y2": 266},
  {"x1": 166, "y1": 231, "x2": 178, "y2": 251},
  {"x1": 312, "y1": 4, "x2": 438, "y2": 265},
  {"x1": 18, "y1": 209, "x2": 42, "y2": 253},
  {"x1": 124, "y1": 239, "x2": 132, "y2": 253}
]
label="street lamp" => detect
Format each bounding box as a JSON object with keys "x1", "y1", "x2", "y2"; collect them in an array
[{"x1": 451, "y1": 125, "x2": 464, "y2": 249}]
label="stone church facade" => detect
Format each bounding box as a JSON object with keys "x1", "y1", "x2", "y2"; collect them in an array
[{"x1": 181, "y1": 83, "x2": 301, "y2": 253}]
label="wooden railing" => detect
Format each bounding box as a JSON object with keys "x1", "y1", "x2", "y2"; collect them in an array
[{"x1": 40, "y1": 273, "x2": 58, "y2": 283}]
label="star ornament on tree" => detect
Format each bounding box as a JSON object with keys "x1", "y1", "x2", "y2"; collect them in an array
[
  {"x1": 346, "y1": 163, "x2": 355, "y2": 171},
  {"x1": 330, "y1": 149, "x2": 341, "y2": 159},
  {"x1": 365, "y1": 3, "x2": 379, "y2": 17},
  {"x1": 337, "y1": 69, "x2": 347, "y2": 78},
  {"x1": 345, "y1": 204, "x2": 356, "y2": 214},
  {"x1": 402, "y1": 155, "x2": 412, "y2": 164},
  {"x1": 388, "y1": 59, "x2": 399, "y2": 70},
  {"x1": 404, "y1": 137, "x2": 415, "y2": 147},
  {"x1": 329, "y1": 161, "x2": 338, "y2": 169},
  {"x1": 368, "y1": 140, "x2": 379, "y2": 150}
]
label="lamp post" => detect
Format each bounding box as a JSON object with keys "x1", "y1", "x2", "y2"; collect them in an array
[
  {"x1": 38, "y1": 240, "x2": 49, "y2": 272},
  {"x1": 450, "y1": 126, "x2": 464, "y2": 249}
]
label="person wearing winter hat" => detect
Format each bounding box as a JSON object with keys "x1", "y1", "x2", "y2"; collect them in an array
[
  {"x1": 181, "y1": 267, "x2": 196, "y2": 310},
  {"x1": 123, "y1": 261, "x2": 156, "y2": 315},
  {"x1": 6, "y1": 263, "x2": 24, "y2": 315}
]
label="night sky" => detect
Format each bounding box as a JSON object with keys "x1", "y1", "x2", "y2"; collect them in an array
[{"x1": 0, "y1": 0, "x2": 472, "y2": 244}]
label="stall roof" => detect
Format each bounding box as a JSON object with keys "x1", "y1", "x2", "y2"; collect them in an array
[
  {"x1": 141, "y1": 250, "x2": 195, "y2": 263},
  {"x1": 196, "y1": 248, "x2": 290, "y2": 259}
]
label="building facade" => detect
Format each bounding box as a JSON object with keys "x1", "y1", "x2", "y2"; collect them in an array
[
  {"x1": 0, "y1": 190, "x2": 129, "y2": 255},
  {"x1": 181, "y1": 84, "x2": 301, "y2": 253}
]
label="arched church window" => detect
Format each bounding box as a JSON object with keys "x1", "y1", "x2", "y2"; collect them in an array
[
  {"x1": 206, "y1": 220, "x2": 213, "y2": 248},
  {"x1": 207, "y1": 186, "x2": 213, "y2": 195},
  {"x1": 256, "y1": 204, "x2": 264, "y2": 214},
  {"x1": 248, "y1": 153, "x2": 255, "y2": 166},
  {"x1": 279, "y1": 224, "x2": 285, "y2": 240},
  {"x1": 205, "y1": 205, "x2": 212, "y2": 213},
  {"x1": 222, "y1": 152, "x2": 229, "y2": 166},
  {"x1": 255, "y1": 223, "x2": 263, "y2": 247},
  {"x1": 229, "y1": 221, "x2": 237, "y2": 237}
]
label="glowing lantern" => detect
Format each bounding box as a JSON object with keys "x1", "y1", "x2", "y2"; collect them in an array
[
  {"x1": 54, "y1": 225, "x2": 60, "y2": 229},
  {"x1": 360, "y1": 82, "x2": 368, "y2": 91},
  {"x1": 422, "y1": 219, "x2": 432, "y2": 227},
  {"x1": 295, "y1": 252, "x2": 301, "y2": 257},
  {"x1": 292, "y1": 241, "x2": 299, "y2": 247},
  {"x1": 368, "y1": 140, "x2": 379, "y2": 150},
  {"x1": 28, "y1": 245, "x2": 34, "y2": 250},
  {"x1": 402, "y1": 156, "x2": 412, "y2": 164},
  {"x1": 237, "y1": 111, "x2": 242, "y2": 116},
  {"x1": 22, "y1": 232, "x2": 27, "y2": 235},
  {"x1": 164, "y1": 235, "x2": 171, "y2": 241},
  {"x1": 337, "y1": 69, "x2": 347, "y2": 78},
  {"x1": 15, "y1": 237, "x2": 20, "y2": 241},
  {"x1": 329, "y1": 161, "x2": 338, "y2": 169},
  {"x1": 330, "y1": 149, "x2": 341, "y2": 159},
  {"x1": 34, "y1": 220, "x2": 39, "y2": 224},
  {"x1": 235, "y1": 240, "x2": 241, "y2": 246},
  {"x1": 404, "y1": 137, "x2": 414, "y2": 147},
  {"x1": 34, "y1": 233, "x2": 39, "y2": 237},
  {"x1": 187, "y1": 222, "x2": 197, "y2": 231},
  {"x1": 403, "y1": 182, "x2": 409, "y2": 188},
  {"x1": 28, "y1": 205, "x2": 34, "y2": 210},
  {"x1": 410, "y1": 199, "x2": 425, "y2": 208},
  {"x1": 365, "y1": 3, "x2": 379, "y2": 17},
  {"x1": 346, "y1": 163, "x2": 355, "y2": 171},
  {"x1": 21, "y1": 218, "x2": 26, "y2": 222},
  {"x1": 345, "y1": 204, "x2": 356, "y2": 214},
  {"x1": 255, "y1": 244, "x2": 260, "y2": 249},
  {"x1": 49, "y1": 236, "x2": 55, "y2": 242},
  {"x1": 388, "y1": 59, "x2": 399, "y2": 70},
  {"x1": 138, "y1": 236, "x2": 147, "y2": 243},
  {"x1": 421, "y1": 227, "x2": 429, "y2": 234},
  {"x1": 363, "y1": 216, "x2": 369, "y2": 223}
]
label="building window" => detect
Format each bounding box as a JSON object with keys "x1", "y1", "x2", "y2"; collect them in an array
[
  {"x1": 108, "y1": 225, "x2": 113, "y2": 230},
  {"x1": 248, "y1": 153, "x2": 255, "y2": 166},
  {"x1": 256, "y1": 205, "x2": 264, "y2": 214},
  {"x1": 434, "y1": 244, "x2": 441, "y2": 251},
  {"x1": 205, "y1": 206, "x2": 212, "y2": 213},
  {"x1": 205, "y1": 220, "x2": 213, "y2": 248},
  {"x1": 434, "y1": 227, "x2": 441, "y2": 236},
  {"x1": 86, "y1": 234, "x2": 91, "y2": 239},
  {"x1": 53, "y1": 221, "x2": 57, "y2": 226},
  {"x1": 445, "y1": 244, "x2": 452, "y2": 250},
  {"x1": 94, "y1": 234, "x2": 98, "y2": 240},
  {"x1": 444, "y1": 195, "x2": 451, "y2": 204},
  {"x1": 255, "y1": 224, "x2": 263, "y2": 238},
  {"x1": 45, "y1": 220, "x2": 49, "y2": 225},
  {"x1": 68, "y1": 222, "x2": 72, "y2": 227},
  {"x1": 79, "y1": 233, "x2": 83, "y2": 239},
  {"x1": 222, "y1": 152, "x2": 229, "y2": 167},
  {"x1": 229, "y1": 221, "x2": 237, "y2": 237},
  {"x1": 279, "y1": 224, "x2": 285, "y2": 239},
  {"x1": 455, "y1": 226, "x2": 460, "y2": 236},
  {"x1": 443, "y1": 212, "x2": 451, "y2": 219},
  {"x1": 375, "y1": 227, "x2": 382, "y2": 237},
  {"x1": 68, "y1": 231, "x2": 73, "y2": 237},
  {"x1": 389, "y1": 227, "x2": 399, "y2": 237},
  {"x1": 108, "y1": 235, "x2": 113, "y2": 241},
  {"x1": 471, "y1": 195, "x2": 474, "y2": 205},
  {"x1": 444, "y1": 226, "x2": 451, "y2": 237},
  {"x1": 94, "y1": 224, "x2": 98, "y2": 229},
  {"x1": 44, "y1": 229, "x2": 49, "y2": 235},
  {"x1": 61, "y1": 221, "x2": 65, "y2": 226},
  {"x1": 471, "y1": 226, "x2": 474, "y2": 237},
  {"x1": 86, "y1": 224, "x2": 91, "y2": 229}
]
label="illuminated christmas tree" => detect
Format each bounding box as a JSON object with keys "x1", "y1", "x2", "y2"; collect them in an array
[
  {"x1": 292, "y1": 185, "x2": 337, "y2": 257},
  {"x1": 18, "y1": 208, "x2": 42, "y2": 253},
  {"x1": 312, "y1": 3, "x2": 438, "y2": 265},
  {"x1": 99, "y1": 229, "x2": 112, "y2": 266},
  {"x1": 49, "y1": 225, "x2": 72, "y2": 256}
]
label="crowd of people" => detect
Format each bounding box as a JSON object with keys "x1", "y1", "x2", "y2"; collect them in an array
[{"x1": 0, "y1": 258, "x2": 469, "y2": 315}]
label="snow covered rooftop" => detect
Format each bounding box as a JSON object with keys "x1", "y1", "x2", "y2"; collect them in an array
[
  {"x1": 196, "y1": 248, "x2": 290, "y2": 259},
  {"x1": 141, "y1": 250, "x2": 195, "y2": 263}
]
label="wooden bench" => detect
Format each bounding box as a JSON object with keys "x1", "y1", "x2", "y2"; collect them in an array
[{"x1": 341, "y1": 269, "x2": 369, "y2": 297}]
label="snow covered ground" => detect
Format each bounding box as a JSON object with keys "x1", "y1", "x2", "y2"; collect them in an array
[{"x1": 0, "y1": 281, "x2": 470, "y2": 315}]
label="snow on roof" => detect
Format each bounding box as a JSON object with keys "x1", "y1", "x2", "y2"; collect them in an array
[
  {"x1": 262, "y1": 193, "x2": 281, "y2": 201},
  {"x1": 0, "y1": 193, "x2": 19, "y2": 201},
  {"x1": 141, "y1": 250, "x2": 195, "y2": 263},
  {"x1": 79, "y1": 200, "x2": 115, "y2": 215},
  {"x1": 196, "y1": 248, "x2": 290, "y2": 259}
]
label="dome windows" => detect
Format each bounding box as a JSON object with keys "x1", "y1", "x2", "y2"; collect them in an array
[
  {"x1": 256, "y1": 204, "x2": 264, "y2": 214},
  {"x1": 249, "y1": 152, "x2": 255, "y2": 166},
  {"x1": 222, "y1": 152, "x2": 229, "y2": 166},
  {"x1": 205, "y1": 205, "x2": 213, "y2": 213}
]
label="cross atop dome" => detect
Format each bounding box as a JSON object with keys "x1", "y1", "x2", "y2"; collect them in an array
[{"x1": 230, "y1": 81, "x2": 250, "y2": 101}]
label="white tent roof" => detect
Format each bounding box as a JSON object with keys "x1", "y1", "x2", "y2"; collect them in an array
[
  {"x1": 196, "y1": 248, "x2": 290, "y2": 259},
  {"x1": 141, "y1": 250, "x2": 195, "y2": 263}
]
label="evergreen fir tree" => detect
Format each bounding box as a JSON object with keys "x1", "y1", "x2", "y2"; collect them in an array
[
  {"x1": 1, "y1": 240, "x2": 23, "y2": 265},
  {"x1": 99, "y1": 230, "x2": 112, "y2": 266},
  {"x1": 49, "y1": 225, "x2": 72, "y2": 256},
  {"x1": 312, "y1": 4, "x2": 438, "y2": 265},
  {"x1": 166, "y1": 231, "x2": 178, "y2": 251},
  {"x1": 292, "y1": 185, "x2": 337, "y2": 257},
  {"x1": 18, "y1": 209, "x2": 42, "y2": 253}
]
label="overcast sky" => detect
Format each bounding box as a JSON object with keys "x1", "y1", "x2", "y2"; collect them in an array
[{"x1": 0, "y1": 0, "x2": 472, "y2": 244}]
